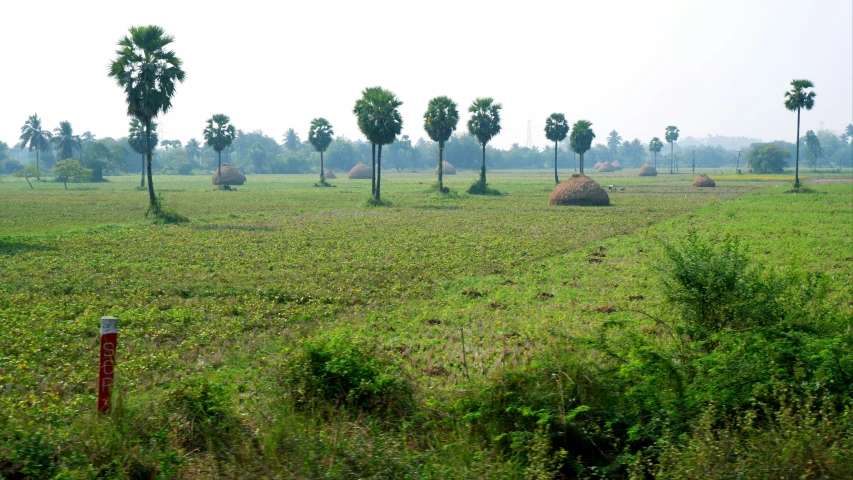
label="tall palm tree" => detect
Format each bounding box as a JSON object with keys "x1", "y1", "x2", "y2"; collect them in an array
[
  {"x1": 466, "y1": 97, "x2": 502, "y2": 187},
  {"x1": 203, "y1": 114, "x2": 237, "y2": 186},
  {"x1": 649, "y1": 137, "x2": 664, "y2": 168},
  {"x1": 128, "y1": 119, "x2": 158, "y2": 188},
  {"x1": 353, "y1": 86, "x2": 384, "y2": 195},
  {"x1": 185, "y1": 138, "x2": 202, "y2": 166},
  {"x1": 423, "y1": 96, "x2": 459, "y2": 193},
  {"x1": 19, "y1": 114, "x2": 52, "y2": 180},
  {"x1": 784, "y1": 79, "x2": 816, "y2": 188},
  {"x1": 665, "y1": 126, "x2": 680, "y2": 174},
  {"x1": 108, "y1": 25, "x2": 185, "y2": 209},
  {"x1": 308, "y1": 118, "x2": 334, "y2": 184},
  {"x1": 282, "y1": 128, "x2": 301, "y2": 152},
  {"x1": 569, "y1": 120, "x2": 595, "y2": 174},
  {"x1": 367, "y1": 89, "x2": 403, "y2": 202},
  {"x1": 52, "y1": 121, "x2": 81, "y2": 161},
  {"x1": 606, "y1": 130, "x2": 622, "y2": 156},
  {"x1": 544, "y1": 113, "x2": 570, "y2": 184}
]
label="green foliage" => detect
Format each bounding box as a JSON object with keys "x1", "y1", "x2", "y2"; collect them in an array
[
  {"x1": 53, "y1": 159, "x2": 91, "y2": 188},
  {"x1": 128, "y1": 118, "x2": 159, "y2": 155},
  {"x1": 606, "y1": 129, "x2": 622, "y2": 154},
  {"x1": 282, "y1": 334, "x2": 413, "y2": 414},
  {"x1": 569, "y1": 120, "x2": 595, "y2": 173},
  {"x1": 147, "y1": 194, "x2": 189, "y2": 224},
  {"x1": 167, "y1": 376, "x2": 237, "y2": 452},
  {"x1": 648, "y1": 137, "x2": 663, "y2": 155},
  {"x1": 424, "y1": 96, "x2": 460, "y2": 145},
  {"x1": 544, "y1": 114, "x2": 570, "y2": 144},
  {"x1": 466, "y1": 178, "x2": 501, "y2": 195},
  {"x1": 308, "y1": 117, "x2": 334, "y2": 154},
  {"x1": 13, "y1": 164, "x2": 41, "y2": 189},
  {"x1": 784, "y1": 79, "x2": 816, "y2": 112},
  {"x1": 466, "y1": 98, "x2": 502, "y2": 146},
  {"x1": 804, "y1": 129, "x2": 822, "y2": 170},
  {"x1": 203, "y1": 114, "x2": 237, "y2": 153},
  {"x1": 51, "y1": 121, "x2": 81, "y2": 161},
  {"x1": 19, "y1": 113, "x2": 51, "y2": 177},
  {"x1": 746, "y1": 143, "x2": 790, "y2": 173},
  {"x1": 282, "y1": 128, "x2": 301, "y2": 151}
]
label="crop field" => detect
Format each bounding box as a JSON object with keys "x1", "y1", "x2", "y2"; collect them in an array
[{"x1": 1, "y1": 169, "x2": 851, "y2": 478}]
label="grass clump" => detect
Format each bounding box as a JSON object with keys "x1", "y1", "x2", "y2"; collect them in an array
[
  {"x1": 146, "y1": 195, "x2": 189, "y2": 224},
  {"x1": 466, "y1": 179, "x2": 501, "y2": 196},
  {"x1": 166, "y1": 376, "x2": 238, "y2": 453},
  {"x1": 362, "y1": 196, "x2": 392, "y2": 207}
]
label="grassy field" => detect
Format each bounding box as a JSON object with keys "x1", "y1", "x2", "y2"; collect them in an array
[{"x1": 0, "y1": 169, "x2": 851, "y2": 478}]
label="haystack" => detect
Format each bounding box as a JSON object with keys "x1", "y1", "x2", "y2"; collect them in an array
[
  {"x1": 323, "y1": 169, "x2": 336, "y2": 179},
  {"x1": 597, "y1": 162, "x2": 615, "y2": 172},
  {"x1": 593, "y1": 161, "x2": 604, "y2": 170},
  {"x1": 435, "y1": 161, "x2": 456, "y2": 175},
  {"x1": 692, "y1": 173, "x2": 716, "y2": 187},
  {"x1": 638, "y1": 162, "x2": 658, "y2": 176},
  {"x1": 611, "y1": 160, "x2": 623, "y2": 171},
  {"x1": 211, "y1": 164, "x2": 246, "y2": 186},
  {"x1": 549, "y1": 173, "x2": 610, "y2": 206},
  {"x1": 347, "y1": 162, "x2": 372, "y2": 179}
]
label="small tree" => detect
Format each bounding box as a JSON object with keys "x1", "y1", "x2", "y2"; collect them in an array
[
  {"x1": 308, "y1": 118, "x2": 334, "y2": 185},
  {"x1": 53, "y1": 159, "x2": 91, "y2": 189},
  {"x1": 467, "y1": 97, "x2": 502, "y2": 190},
  {"x1": 649, "y1": 137, "x2": 664, "y2": 168},
  {"x1": 784, "y1": 79, "x2": 816, "y2": 188},
  {"x1": 665, "y1": 126, "x2": 680, "y2": 173},
  {"x1": 569, "y1": 120, "x2": 596, "y2": 174},
  {"x1": 544, "y1": 113, "x2": 570, "y2": 184},
  {"x1": 14, "y1": 165, "x2": 41, "y2": 189},
  {"x1": 203, "y1": 114, "x2": 237, "y2": 187},
  {"x1": 746, "y1": 144, "x2": 790, "y2": 173},
  {"x1": 424, "y1": 96, "x2": 459, "y2": 192}
]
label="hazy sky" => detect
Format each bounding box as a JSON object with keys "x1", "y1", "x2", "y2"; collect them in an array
[{"x1": 2, "y1": 0, "x2": 851, "y2": 150}]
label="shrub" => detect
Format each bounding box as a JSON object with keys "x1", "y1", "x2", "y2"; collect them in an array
[
  {"x1": 466, "y1": 179, "x2": 501, "y2": 195},
  {"x1": 167, "y1": 376, "x2": 237, "y2": 452}
]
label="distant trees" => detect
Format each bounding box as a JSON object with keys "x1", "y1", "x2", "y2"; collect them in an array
[
  {"x1": 466, "y1": 97, "x2": 502, "y2": 191},
  {"x1": 569, "y1": 120, "x2": 595, "y2": 174},
  {"x1": 846, "y1": 124, "x2": 853, "y2": 139},
  {"x1": 620, "y1": 139, "x2": 645, "y2": 167},
  {"x1": 283, "y1": 128, "x2": 301, "y2": 152},
  {"x1": 665, "y1": 126, "x2": 680, "y2": 173},
  {"x1": 308, "y1": 117, "x2": 334, "y2": 184},
  {"x1": 52, "y1": 121, "x2": 81, "y2": 161},
  {"x1": 353, "y1": 87, "x2": 384, "y2": 195},
  {"x1": 128, "y1": 119, "x2": 158, "y2": 187},
  {"x1": 544, "y1": 113, "x2": 569, "y2": 184},
  {"x1": 784, "y1": 79, "x2": 816, "y2": 188},
  {"x1": 423, "y1": 96, "x2": 459, "y2": 192},
  {"x1": 746, "y1": 144, "x2": 790, "y2": 173},
  {"x1": 80, "y1": 141, "x2": 126, "y2": 181},
  {"x1": 185, "y1": 138, "x2": 202, "y2": 165},
  {"x1": 649, "y1": 137, "x2": 664, "y2": 168},
  {"x1": 109, "y1": 25, "x2": 185, "y2": 210},
  {"x1": 19, "y1": 114, "x2": 52, "y2": 180},
  {"x1": 53, "y1": 159, "x2": 91, "y2": 189},
  {"x1": 203, "y1": 114, "x2": 237, "y2": 186},
  {"x1": 606, "y1": 130, "x2": 622, "y2": 156},
  {"x1": 803, "y1": 130, "x2": 821, "y2": 171}
]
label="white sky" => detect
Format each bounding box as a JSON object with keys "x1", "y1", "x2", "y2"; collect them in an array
[{"x1": 2, "y1": 0, "x2": 851, "y2": 149}]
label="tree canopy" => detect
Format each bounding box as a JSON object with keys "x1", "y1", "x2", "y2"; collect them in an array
[
  {"x1": 746, "y1": 144, "x2": 790, "y2": 173},
  {"x1": 19, "y1": 114, "x2": 52, "y2": 179},
  {"x1": 52, "y1": 121, "x2": 81, "y2": 161},
  {"x1": 569, "y1": 120, "x2": 595, "y2": 173}
]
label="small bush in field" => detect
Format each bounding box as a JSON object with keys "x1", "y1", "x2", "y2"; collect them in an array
[{"x1": 167, "y1": 376, "x2": 237, "y2": 452}]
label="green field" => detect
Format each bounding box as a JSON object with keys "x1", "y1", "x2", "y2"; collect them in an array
[{"x1": 1, "y1": 170, "x2": 851, "y2": 479}]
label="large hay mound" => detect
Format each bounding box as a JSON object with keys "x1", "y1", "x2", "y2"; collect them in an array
[
  {"x1": 597, "y1": 162, "x2": 615, "y2": 172},
  {"x1": 593, "y1": 161, "x2": 604, "y2": 170},
  {"x1": 692, "y1": 173, "x2": 716, "y2": 187},
  {"x1": 549, "y1": 173, "x2": 610, "y2": 206},
  {"x1": 323, "y1": 169, "x2": 336, "y2": 179},
  {"x1": 212, "y1": 164, "x2": 246, "y2": 186},
  {"x1": 611, "y1": 160, "x2": 623, "y2": 171},
  {"x1": 435, "y1": 161, "x2": 456, "y2": 175},
  {"x1": 638, "y1": 162, "x2": 658, "y2": 176},
  {"x1": 348, "y1": 163, "x2": 372, "y2": 179}
]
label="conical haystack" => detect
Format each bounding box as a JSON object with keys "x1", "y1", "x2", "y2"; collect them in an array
[
  {"x1": 611, "y1": 160, "x2": 623, "y2": 171},
  {"x1": 692, "y1": 173, "x2": 716, "y2": 187},
  {"x1": 638, "y1": 162, "x2": 658, "y2": 176},
  {"x1": 597, "y1": 162, "x2": 615, "y2": 172},
  {"x1": 549, "y1": 173, "x2": 610, "y2": 206},
  {"x1": 347, "y1": 162, "x2": 372, "y2": 179},
  {"x1": 435, "y1": 161, "x2": 456, "y2": 175},
  {"x1": 323, "y1": 169, "x2": 336, "y2": 179},
  {"x1": 212, "y1": 164, "x2": 246, "y2": 186},
  {"x1": 593, "y1": 161, "x2": 604, "y2": 170}
]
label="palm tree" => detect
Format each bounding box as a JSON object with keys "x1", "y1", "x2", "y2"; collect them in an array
[
  {"x1": 423, "y1": 96, "x2": 459, "y2": 193},
  {"x1": 282, "y1": 128, "x2": 301, "y2": 151},
  {"x1": 665, "y1": 126, "x2": 680, "y2": 173},
  {"x1": 308, "y1": 118, "x2": 334, "y2": 184},
  {"x1": 185, "y1": 138, "x2": 202, "y2": 166},
  {"x1": 19, "y1": 114, "x2": 52, "y2": 180},
  {"x1": 569, "y1": 120, "x2": 595, "y2": 174},
  {"x1": 649, "y1": 137, "x2": 663, "y2": 168},
  {"x1": 128, "y1": 119, "x2": 158, "y2": 188},
  {"x1": 466, "y1": 97, "x2": 502, "y2": 187},
  {"x1": 606, "y1": 130, "x2": 622, "y2": 156},
  {"x1": 203, "y1": 114, "x2": 237, "y2": 186},
  {"x1": 545, "y1": 113, "x2": 570, "y2": 184},
  {"x1": 846, "y1": 124, "x2": 853, "y2": 139},
  {"x1": 52, "y1": 121, "x2": 81, "y2": 161},
  {"x1": 367, "y1": 89, "x2": 403, "y2": 202},
  {"x1": 108, "y1": 25, "x2": 185, "y2": 210},
  {"x1": 353, "y1": 86, "x2": 384, "y2": 195},
  {"x1": 784, "y1": 79, "x2": 816, "y2": 188}
]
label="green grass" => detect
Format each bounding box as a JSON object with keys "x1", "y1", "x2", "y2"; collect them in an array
[{"x1": 0, "y1": 170, "x2": 850, "y2": 478}]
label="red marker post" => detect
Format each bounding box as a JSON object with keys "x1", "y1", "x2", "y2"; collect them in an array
[{"x1": 97, "y1": 316, "x2": 118, "y2": 413}]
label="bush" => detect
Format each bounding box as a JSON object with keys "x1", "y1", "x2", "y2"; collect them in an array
[
  {"x1": 167, "y1": 376, "x2": 237, "y2": 452},
  {"x1": 281, "y1": 334, "x2": 413, "y2": 415},
  {"x1": 466, "y1": 179, "x2": 501, "y2": 196}
]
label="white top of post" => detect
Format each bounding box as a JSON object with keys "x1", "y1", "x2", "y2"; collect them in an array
[{"x1": 100, "y1": 316, "x2": 118, "y2": 335}]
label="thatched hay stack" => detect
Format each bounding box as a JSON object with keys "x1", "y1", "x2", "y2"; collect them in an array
[
  {"x1": 593, "y1": 161, "x2": 604, "y2": 170},
  {"x1": 597, "y1": 162, "x2": 615, "y2": 172},
  {"x1": 347, "y1": 162, "x2": 372, "y2": 179},
  {"x1": 549, "y1": 173, "x2": 610, "y2": 206},
  {"x1": 611, "y1": 160, "x2": 623, "y2": 171},
  {"x1": 323, "y1": 169, "x2": 336, "y2": 179},
  {"x1": 212, "y1": 164, "x2": 246, "y2": 186},
  {"x1": 638, "y1": 162, "x2": 658, "y2": 176},
  {"x1": 435, "y1": 161, "x2": 456, "y2": 175},
  {"x1": 692, "y1": 173, "x2": 716, "y2": 187}
]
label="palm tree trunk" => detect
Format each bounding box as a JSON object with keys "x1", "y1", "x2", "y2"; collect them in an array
[
  {"x1": 376, "y1": 144, "x2": 382, "y2": 201},
  {"x1": 480, "y1": 143, "x2": 486, "y2": 185},
  {"x1": 795, "y1": 107, "x2": 801, "y2": 188},
  {"x1": 670, "y1": 143, "x2": 674, "y2": 174},
  {"x1": 35, "y1": 149, "x2": 40, "y2": 180},
  {"x1": 63, "y1": 178, "x2": 67, "y2": 189},
  {"x1": 574, "y1": 152, "x2": 577, "y2": 172},
  {"x1": 371, "y1": 143, "x2": 376, "y2": 195},
  {"x1": 145, "y1": 121, "x2": 156, "y2": 208},
  {"x1": 140, "y1": 154, "x2": 145, "y2": 187},
  {"x1": 654, "y1": 151, "x2": 657, "y2": 169},
  {"x1": 554, "y1": 140, "x2": 559, "y2": 184},
  {"x1": 217, "y1": 150, "x2": 222, "y2": 187},
  {"x1": 320, "y1": 151, "x2": 325, "y2": 183},
  {"x1": 438, "y1": 142, "x2": 444, "y2": 192}
]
